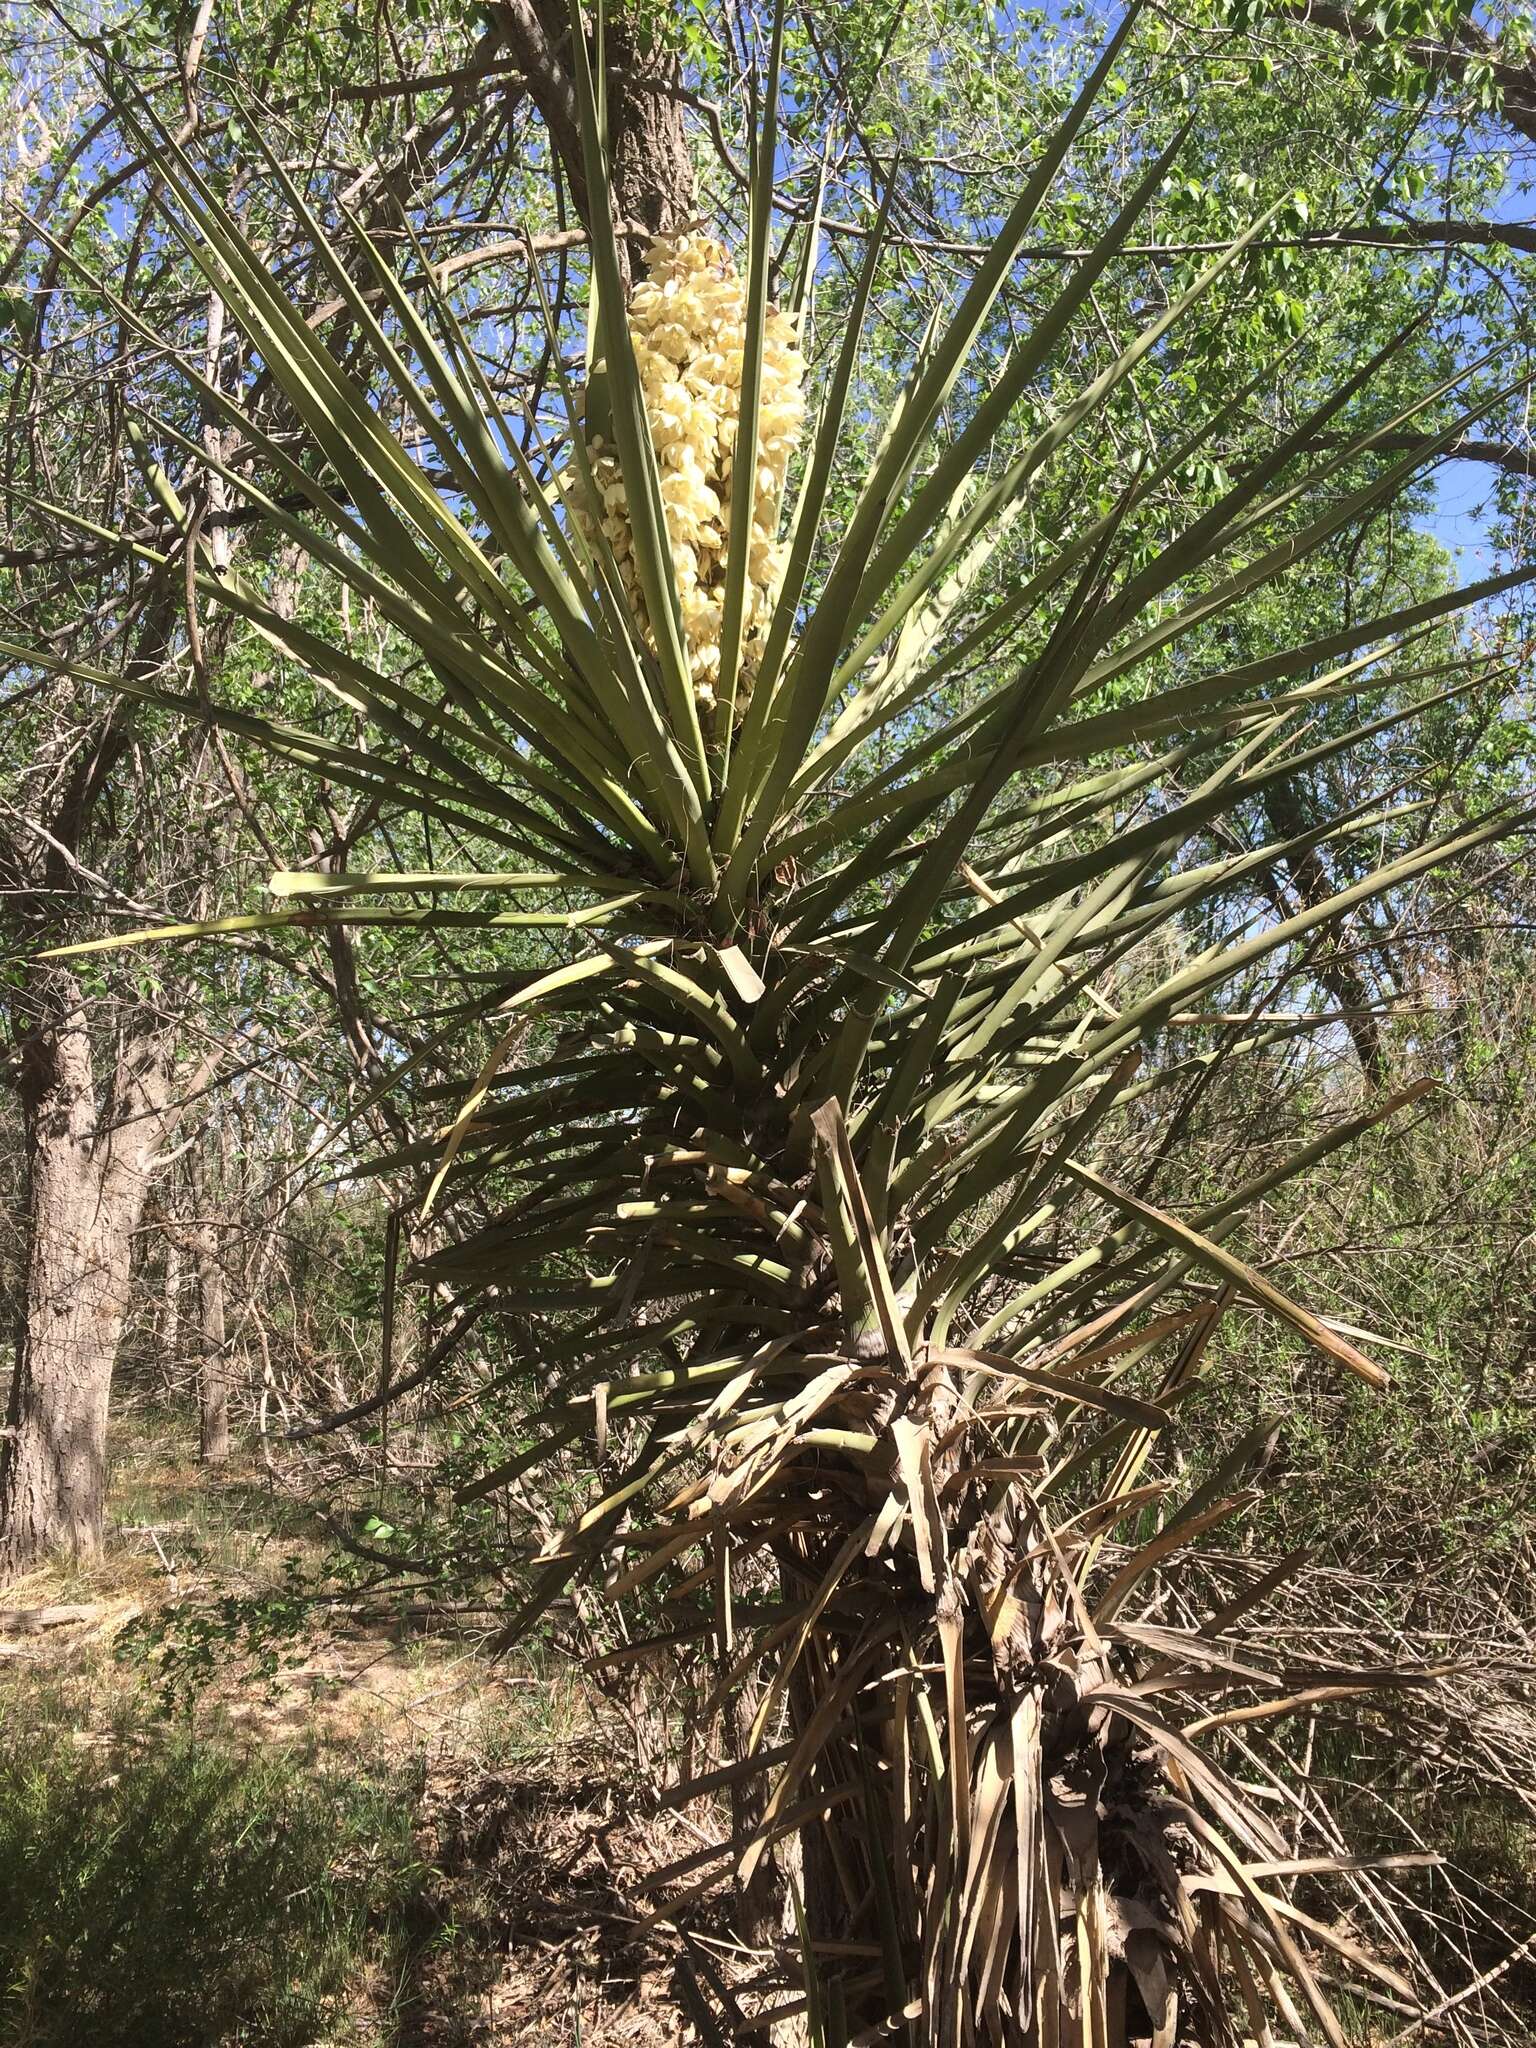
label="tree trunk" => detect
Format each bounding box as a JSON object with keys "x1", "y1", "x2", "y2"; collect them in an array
[
  {"x1": 191, "y1": 1148, "x2": 230, "y2": 1464},
  {"x1": 604, "y1": 18, "x2": 694, "y2": 238},
  {"x1": 495, "y1": 0, "x2": 694, "y2": 285},
  {"x1": 728, "y1": 1677, "x2": 780, "y2": 1950},
  {"x1": 1261, "y1": 780, "x2": 1389, "y2": 1086},
  {"x1": 196, "y1": 1224, "x2": 229, "y2": 1462},
  {"x1": 160, "y1": 1225, "x2": 183, "y2": 1400},
  {"x1": 0, "y1": 969, "x2": 170, "y2": 1577}
]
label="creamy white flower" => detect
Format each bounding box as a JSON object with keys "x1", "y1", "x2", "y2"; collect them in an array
[{"x1": 572, "y1": 231, "x2": 806, "y2": 718}]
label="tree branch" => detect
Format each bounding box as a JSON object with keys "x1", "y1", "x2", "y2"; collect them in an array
[{"x1": 1288, "y1": 0, "x2": 1536, "y2": 147}]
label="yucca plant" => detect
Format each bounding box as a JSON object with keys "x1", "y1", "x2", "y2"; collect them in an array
[{"x1": 16, "y1": 5, "x2": 1535, "y2": 2039}]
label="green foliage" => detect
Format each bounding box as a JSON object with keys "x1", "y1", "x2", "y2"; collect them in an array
[
  {"x1": 0, "y1": 1732, "x2": 426, "y2": 2048},
  {"x1": 117, "y1": 1552, "x2": 321, "y2": 1709},
  {"x1": 1190, "y1": 965, "x2": 1536, "y2": 1583}
]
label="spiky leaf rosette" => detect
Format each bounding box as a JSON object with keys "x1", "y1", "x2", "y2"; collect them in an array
[{"x1": 17, "y1": 6, "x2": 1533, "y2": 2040}]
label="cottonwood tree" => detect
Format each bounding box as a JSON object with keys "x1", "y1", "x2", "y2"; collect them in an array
[{"x1": 0, "y1": 0, "x2": 586, "y2": 1569}]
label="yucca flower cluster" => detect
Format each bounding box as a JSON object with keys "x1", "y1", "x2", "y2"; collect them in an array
[{"x1": 578, "y1": 232, "x2": 806, "y2": 716}]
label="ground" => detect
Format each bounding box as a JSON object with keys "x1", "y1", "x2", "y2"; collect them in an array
[
  {"x1": 0, "y1": 1407, "x2": 722, "y2": 2047},
  {"x1": 3, "y1": 1410, "x2": 1533, "y2": 2047}
]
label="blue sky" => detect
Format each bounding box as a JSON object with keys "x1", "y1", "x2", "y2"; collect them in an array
[{"x1": 1427, "y1": 455, "x2": 1502, "y2": 570}]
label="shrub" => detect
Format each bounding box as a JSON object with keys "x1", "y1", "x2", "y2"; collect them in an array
[{"x1": 0, "y1": 1731, "x2": 422, "y2": 2048}]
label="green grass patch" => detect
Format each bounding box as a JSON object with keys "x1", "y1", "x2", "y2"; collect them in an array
[{"x1": 0, "y1": 1728, "x2": 431, "y2": 2047}]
